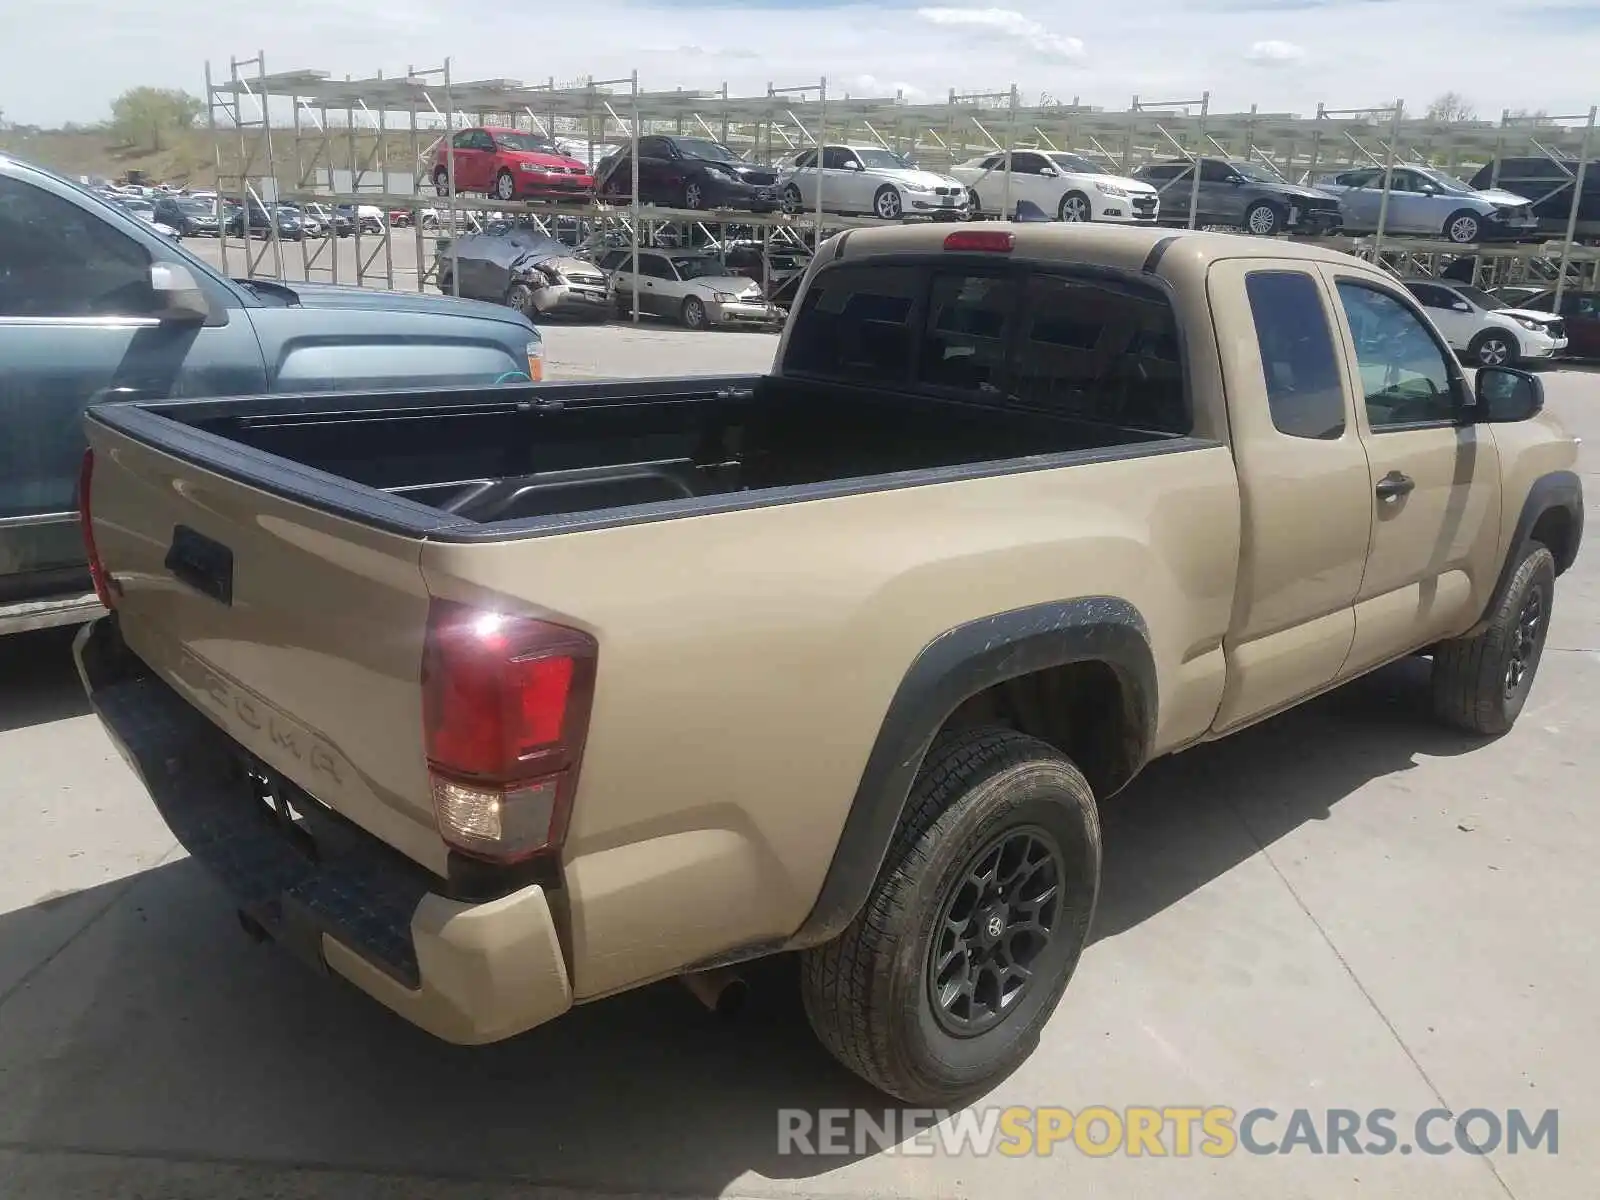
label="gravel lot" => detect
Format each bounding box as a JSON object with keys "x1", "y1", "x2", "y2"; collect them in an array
[{"x1": 0, "y1": 342, "x2": 1596, "y2": 1199}]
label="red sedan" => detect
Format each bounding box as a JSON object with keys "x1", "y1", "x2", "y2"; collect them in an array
[{"x1": 432, "y1": 127, "x2": 594, "y2": 203}]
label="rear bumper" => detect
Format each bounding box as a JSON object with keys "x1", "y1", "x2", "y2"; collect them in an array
[
  {"x1": 0, "y1": 590, "x2": 104, "y2": 637},
  {"x1": 73, "y1": 616, "x2": 573, "y2": 1044}
]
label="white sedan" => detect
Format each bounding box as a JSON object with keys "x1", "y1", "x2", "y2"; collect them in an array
[
  {"x1": 780, "y1": 144, "x2": 969, "y2": 221},
  {"x1": 949, "y1": 150, "x2": 1160, "y2": 224}
]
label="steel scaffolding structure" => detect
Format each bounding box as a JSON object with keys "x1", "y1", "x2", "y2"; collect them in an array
[{"x1": 203, "y1": 58, "x2": 1600, "y2": 296}]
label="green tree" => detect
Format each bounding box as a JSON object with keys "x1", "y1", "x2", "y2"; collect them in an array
[{"x1": 109, "y1": 87, "x2": 202, "y2": 152}]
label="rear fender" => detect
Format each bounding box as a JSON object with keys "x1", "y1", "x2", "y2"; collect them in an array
[{"x1": 786, "y1": 597, "x2": 1155, "y2": 948}]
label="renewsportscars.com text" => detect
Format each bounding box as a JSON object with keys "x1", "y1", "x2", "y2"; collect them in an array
[{"x1": 777, "y1": 1106, "x2": 1559, "y2": 1158}]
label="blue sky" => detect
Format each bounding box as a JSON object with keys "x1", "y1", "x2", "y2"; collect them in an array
[{"x1": 0, "y1": 0, "x2": 1595, "y2": 126}]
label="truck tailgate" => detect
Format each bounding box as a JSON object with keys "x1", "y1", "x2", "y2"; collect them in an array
[{"x1": 84, "y1": 419, "x2": 447, "y2": 875}]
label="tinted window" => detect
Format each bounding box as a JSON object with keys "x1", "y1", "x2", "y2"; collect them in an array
[
  {"x1": 1139, "y1": 163, "x2": 1183, "y2": 181},
  {"x1": 1200, "y1": 159, "x2": 1235, "y2": 183},
  {"x1": 639, "y1": 254, "x2": 675, "y2": 280},
  {"x1": 1404, "y1": 282, "x2": 1459, "y2": 309},
  {"x1": 1245, "y1": 271, "x2": 1346, "y2": 440},
  {"x1": 1337, "y1": 170, "x2": 1379, "y2": 187},
  {"x1": 637, "y1": 137, "x2": 672, "y2": 158},
  {"x1": 0, "y1": 177, "x2": 154, "y2": 317},
  {"x1": 793, "y1": 150, "x2": 817, "y2": 169},
  {"x1": 821, "y1": 147, "x2": 856, "y2": 170},
  {"x1": 1012, "y1": 153, "x2": 1047, "y2": 174},
  {"x1": 920, "y1": 272, "x2": 1013, "y2": 393},
  {"x1": 979, "y1": 155, "x2": 1003, "y2": 170},
  {"x1": 783, "y1": 264, "x2": 919, "y2": 383},
  {"x1": 1336, "y1": 281, "x2": 1458, "y2": 428},
  {"x1": 1014, "y1": 273, "x2": 1188, "y2": 433}
]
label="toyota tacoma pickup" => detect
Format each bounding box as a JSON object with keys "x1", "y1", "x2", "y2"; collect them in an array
[
  {"x1": 0, "y1": 153, "x2": 545, "y2": 637},
  {"x1": 73, "y1": 223, "x2": 1583, "y2": 1104}
]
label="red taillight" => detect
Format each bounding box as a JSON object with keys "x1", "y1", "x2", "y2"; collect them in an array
[
  {"x1": 944, "y1": 229, "x2": 1015, "y2": 253},
  {"x1": 421, "y1": 599, "x2": 597, "y2": 863},
  {"x1": 77, "y1": 449, "x2": 115, "y2": 609}
]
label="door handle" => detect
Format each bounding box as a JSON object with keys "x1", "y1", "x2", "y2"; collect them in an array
[{"x1": 1376, "y1": 471, "x2": 1415, "y2": 501}]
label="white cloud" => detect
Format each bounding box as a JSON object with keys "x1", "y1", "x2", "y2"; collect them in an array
[
  {"x1": 1244, "y1": 39, "x2": 1307, "y2": 65},
  {"x1": 916, "y1": 7, "x2": 1086, "y2": 60},
  {"x1": 852, "y1": 73, "x2": 925, "y2": 99}
]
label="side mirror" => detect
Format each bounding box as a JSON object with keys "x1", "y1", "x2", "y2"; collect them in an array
[
  {"x1": 1228, "y1": 175, "x2": 1247, "y2": 185},
  {"x1": 1474, "y1": 366, "x2": 1544, "y2": 422},
  {"x1": 1039, "y1": 166, "x2": 1059, "y2": 178},
  {"x1": 1453, "y1": 301, "x2": 1472, "y2": 312},
  {"x1": 151, "y1": 262, "x2": 211, "y2": 323},
  {"x1": 846, "y1": 161, "x2": 864, "y2": 171}
]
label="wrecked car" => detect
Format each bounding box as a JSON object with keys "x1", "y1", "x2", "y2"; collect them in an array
[{"x1": 435, "y1": 224, "x2": 611, "y2": 321}]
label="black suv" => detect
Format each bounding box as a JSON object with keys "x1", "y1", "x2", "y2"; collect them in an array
[
  {"x1": 595, "y1": 136, "x2": 779, "y2": 213},
  {"x1": 1133, "y1": 157, "x2": 1343, "y2": 236},
  {"x1": 1469, "y1": 158, "x2": 1600, "y2": 240}
]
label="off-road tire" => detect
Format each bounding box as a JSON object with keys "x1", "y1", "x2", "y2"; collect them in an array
[
  {"x1": 1432, "y1": 543, "x2": 1557, "y2": 735},
  {"x1": 800, "y1": 727, "x2": 1101, "y2": 1105}
]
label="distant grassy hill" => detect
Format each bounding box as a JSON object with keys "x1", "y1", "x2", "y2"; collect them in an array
[{"x1": 0, "y1": 126, "x2": 427, "y2": 190}]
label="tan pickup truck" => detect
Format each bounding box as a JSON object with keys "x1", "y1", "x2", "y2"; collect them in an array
[{"x1": 74, "y1": 223, "x2": 1582, "y2": 1104}]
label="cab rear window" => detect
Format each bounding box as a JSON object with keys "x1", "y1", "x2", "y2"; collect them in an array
[{"x1": 783, "y1": 261, "x2": 1191, "y2": 434}]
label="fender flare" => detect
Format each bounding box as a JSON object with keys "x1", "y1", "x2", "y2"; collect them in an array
[
  {"x1": 1463, "y1": 470, "x2": 1583, "y2": 639},
  {"x1": 786, "y1": 597, "x2": 1156, "y2": 949}
]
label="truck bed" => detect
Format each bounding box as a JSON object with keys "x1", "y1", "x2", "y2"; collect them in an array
[{"x1": 96, "y1": 373, "x2": 1187, "y2": 538}]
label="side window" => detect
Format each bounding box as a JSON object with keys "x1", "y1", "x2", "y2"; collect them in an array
[
  {"x1": 979, "y1": 155, "x2": 1003, "y2": 170},
  {"x1": 1014, "y1": 273, "x2": 1189, "y2": 433},
  {"x1": 919, "y1": 272, "x2": 1014, "y2": 393},
  {"x1": 1012, "y1": 153, "x2": 1046, "y2": 175},
  {"x1": 793, "y1": 150, "x2": 817, "y2": 169},
  {"x1": 639, "y1": 254, "x2": 675, "y2": 280},
  {"x1": 451, "y1": 130, "x2": 476, "y2": 150},
  {"x1": 821, "y1": 147, "x2": 854, "y2": 170},
  {"x1": 1335, "y1": 281, "x2": 1458, "y2": 429},
  {"x1": 1199, "y1": 159, "x2": 1235, "y2": 183},
  {"x1": 1339, "y1": 170, "x2": 1377, "y2": 188},
  {"x1": 1404, "y1": 282, "x2": 1456, "y2": 310},
  {"x1": 783, "y1": 264, "x2": 921, "y2": 384},
  {"x1": 1244, "y1": 271, "x2": 1346, "y2": 440},
  {"x1": 637, "y1": 137, "x2": 670, "y2": 158},
  {"x1": 0, "y1": 177, "x2": 154, "y2": 318}
]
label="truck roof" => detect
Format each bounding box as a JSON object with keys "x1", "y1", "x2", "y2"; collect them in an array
[{"x1": 831, "y1": 222, "x2": 1363, "y2": 274}]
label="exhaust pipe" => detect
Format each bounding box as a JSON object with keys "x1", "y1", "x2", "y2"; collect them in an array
[{"x1": 680, "y1": 966, "x2": 748, "y2": 1017}]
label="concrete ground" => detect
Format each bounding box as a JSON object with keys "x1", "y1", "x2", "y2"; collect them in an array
[{"x1": 1, "y1": 338, "x2": 1596, "y2": 1199}]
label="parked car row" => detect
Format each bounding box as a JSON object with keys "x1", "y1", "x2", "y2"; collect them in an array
[{"x1": 433, "y1": 217, "x2": 792, "y2": 330}]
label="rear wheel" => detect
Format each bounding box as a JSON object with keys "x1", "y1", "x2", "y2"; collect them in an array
[
  {"x1": 800, "y1": 727, "x2": 1101, "y2": 1105},
  {"x1": 1059, "y1": 191, "x2": 1092, "y2": 222},
  {"x1": 1432, "y1": 543, "x2": 1556, "y2": 735},
  {"x1": 433, "y1": 167, "x2": 451, "y2": 196}
]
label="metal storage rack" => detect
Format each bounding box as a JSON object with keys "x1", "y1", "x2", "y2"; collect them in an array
[{"x1": 204, "y1": 56, "x2": 1600, "y2": 298}]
